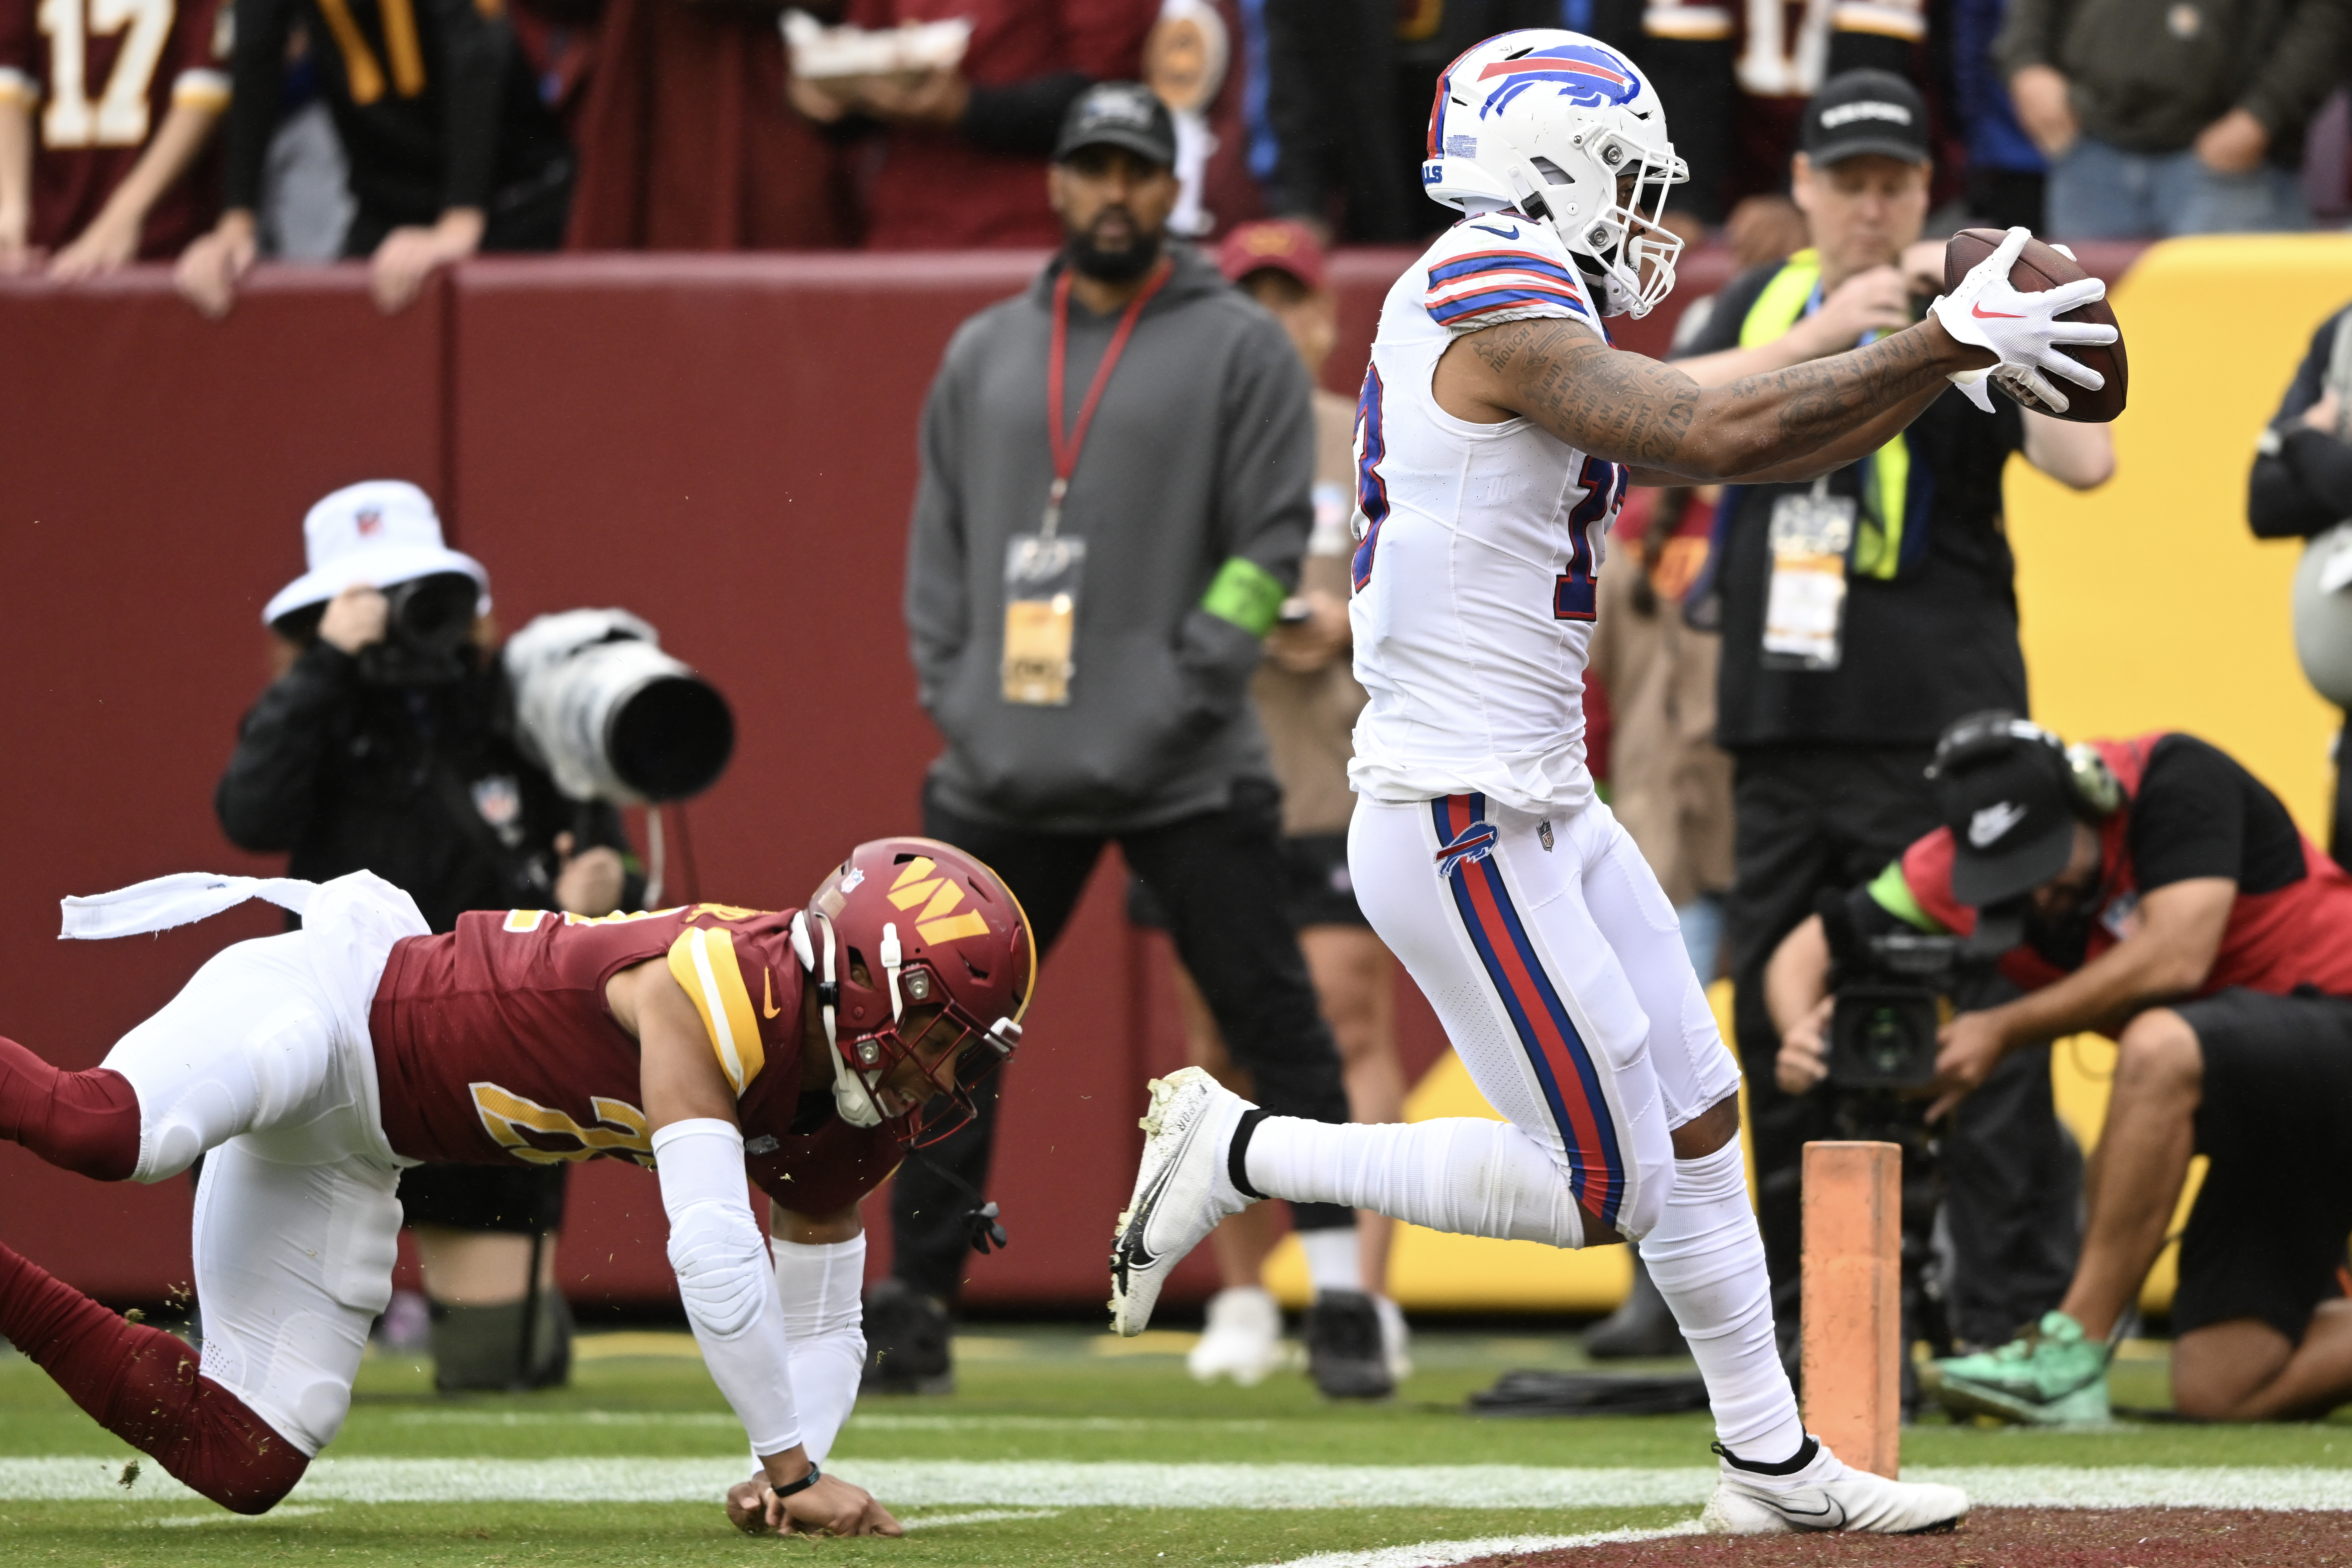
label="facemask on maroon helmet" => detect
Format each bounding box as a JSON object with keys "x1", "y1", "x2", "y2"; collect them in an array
[{"x1": 788, "y1": 838, "x2": 1035, "y2": 1147}]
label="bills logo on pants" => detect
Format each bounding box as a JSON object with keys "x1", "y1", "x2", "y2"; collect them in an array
[{"x1": 1433, "y1": 793, "x2": 1626, "y2": 1231}]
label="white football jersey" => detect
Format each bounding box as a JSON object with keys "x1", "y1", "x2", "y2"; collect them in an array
[{"x1": 1346, "y1": 215, "x2": 1627, "y2": 816}]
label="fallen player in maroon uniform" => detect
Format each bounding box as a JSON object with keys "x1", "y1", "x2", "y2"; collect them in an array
[{"x1": 0, "y1": 837, "x2": 1033, "y2": 1532}]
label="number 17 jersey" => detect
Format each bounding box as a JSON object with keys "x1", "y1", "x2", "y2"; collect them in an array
[{"x1": 1345, "y1": 214, "x2": 1626, "y2": 819}]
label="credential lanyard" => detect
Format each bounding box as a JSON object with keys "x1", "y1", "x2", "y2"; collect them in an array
[{"x1": 1044, "y1": 256, "x2": 1171, "y2": 538}]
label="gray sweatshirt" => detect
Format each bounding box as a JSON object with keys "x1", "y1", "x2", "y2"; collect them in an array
[{"x1": 904, "y1": 245, "x2": 1318, "y2": 834}]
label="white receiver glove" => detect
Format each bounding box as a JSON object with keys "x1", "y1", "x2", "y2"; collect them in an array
[
  {"x1": 1930, "y1": 226, "x2": 2117, "y2": 415},
  {"x1": 1949, "y1": 361, "x2": 2080, "y2": 417}
]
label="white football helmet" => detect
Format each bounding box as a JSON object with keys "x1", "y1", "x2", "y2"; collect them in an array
[{"x1": 1422, "y1": 30, "x2": 1687, "y2": 317}]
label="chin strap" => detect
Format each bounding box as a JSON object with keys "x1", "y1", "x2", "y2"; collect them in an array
[{"x1": 790, "y1": 910, "x2": 885, "y2": 1131}]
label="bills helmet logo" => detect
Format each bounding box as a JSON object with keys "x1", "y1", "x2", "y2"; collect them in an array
[
  {"x1": 355, "y1": 507, "x2": 384, "y2": 537},
  {"x1": 1476, "y1": 41, "x2": 1640, "y2": 116}
]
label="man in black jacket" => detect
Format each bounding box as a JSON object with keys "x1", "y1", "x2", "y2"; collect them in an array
[
  {"x1": 218, "y1": 479, "x2": 634, "y2": 1390},
  {"x1": 2250, "y1": 302, "x2": 2352, "y2": 866},
  {"x1": 1671, "y1": 75, "x2": 2115, "y2": 1373}
]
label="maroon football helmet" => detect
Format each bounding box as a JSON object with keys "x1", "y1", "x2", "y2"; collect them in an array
[{"x1": 789, "y1": 838, "x2": 1035, "y2": 1147}]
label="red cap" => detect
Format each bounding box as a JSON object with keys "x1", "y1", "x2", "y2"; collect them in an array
[{"x1": 1215, "y1": 220, "x2": 1328, "y2": 292}]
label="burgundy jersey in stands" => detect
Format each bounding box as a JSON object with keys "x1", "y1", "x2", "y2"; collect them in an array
[
  {"x1": 845, "y1": 0, "x2": 1154, "y2": 249},
  {"x1": 0, "y1": 0, "x2": 227, "y2": 255},
  {"x1": 369, "y1": 903, "x2": 901, "y2": 1209}
]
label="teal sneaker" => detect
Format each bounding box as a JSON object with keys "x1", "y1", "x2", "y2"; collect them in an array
[{"x1": 1924, "y1": 1311, "x2": 2111, "y2": 1425}]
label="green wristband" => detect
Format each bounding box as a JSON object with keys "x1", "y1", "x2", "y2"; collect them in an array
[{"x1": 1200, "y1": 556, "x2": 1288, "y2": 637}]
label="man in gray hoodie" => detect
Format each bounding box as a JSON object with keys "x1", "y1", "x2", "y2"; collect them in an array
[{"x1": 888, "y1": 83, "x2": 1375, "y2": 1398}]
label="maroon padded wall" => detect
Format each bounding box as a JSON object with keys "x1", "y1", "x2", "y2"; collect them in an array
[
  {"x1": 0, "y1": 242, "x2": 1747, "y2": 1310},
  {"x1": 0, "y1": 270, "x2": 445, "y2": 1299}
]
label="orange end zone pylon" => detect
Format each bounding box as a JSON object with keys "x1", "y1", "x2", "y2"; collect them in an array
[{"x1": 1800, "y1": 1140, "x2": 1902, "y2": 1478}]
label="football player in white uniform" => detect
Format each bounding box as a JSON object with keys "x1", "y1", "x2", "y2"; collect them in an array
[{"x1": 1110, "y1": 30, "x2": 2115, "y2": 1535}]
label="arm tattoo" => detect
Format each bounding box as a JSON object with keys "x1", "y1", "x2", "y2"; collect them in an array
[
  {"x1": 1464, "y1": 315, "x2": 1963, "y2": 478},
  {"x1": 1747, "y1": 325, "x2": 1946, "y2": 449}
]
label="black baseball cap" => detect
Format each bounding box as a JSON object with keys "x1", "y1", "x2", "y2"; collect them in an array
[
  {"x1": 1053, "y1": 82, "x2": 1177, "y2": 169},
  {"x1": 1930, "y1": 725, "x2": 2079, "y2": 907},
  {"x1": 1801, "y1": 69, "x2": 1932, "y2": 167}
]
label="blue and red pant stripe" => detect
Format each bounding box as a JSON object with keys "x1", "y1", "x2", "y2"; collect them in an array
[{"x1": 1430, "y1": 793, "x2": 1625, "y2": 1230}]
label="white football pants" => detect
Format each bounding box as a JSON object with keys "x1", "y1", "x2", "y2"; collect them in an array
[
  {"x1": 1245, "y1": 795, "x2": 1800, "y2": 1457},
  {"x1": 97, "y1": 873, "x2": 424, "y2": 1457},
  {"x1": 1348, "y1": 794, "x2": 1740, "y2": 1238}
]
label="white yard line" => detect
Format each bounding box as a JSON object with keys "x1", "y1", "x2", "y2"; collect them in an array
[
  {"x1": 0, "y1": 1459, "x2": 2347, "y2": 1512},
  {"x1": 900, "y1": 1508, "x2": 1064, "y2": 1529},
  {"x1": 1241, "y1": 1523, "x2": 1704, "y2": 1568}
]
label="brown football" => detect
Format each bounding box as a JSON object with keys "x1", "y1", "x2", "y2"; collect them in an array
[{"x1": 1942, "y1": 227, "x2": 2127, "y2": 423}]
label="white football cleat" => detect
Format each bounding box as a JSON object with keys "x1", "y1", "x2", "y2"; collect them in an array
[
  {"x1": 1109, "y1": 1068, "x2": 1253, "y2": 1336},
  {"x1": 1699, "y1": 1436, "x2": 1967, "y2": 1536},
  {"x1": 1188, "y1": 1286, "x2": 1286, "y2": 1385}
]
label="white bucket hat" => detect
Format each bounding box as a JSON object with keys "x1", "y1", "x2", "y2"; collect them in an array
[{"x1": 262, "y1": 480, "x2": 491, "y2": 627}]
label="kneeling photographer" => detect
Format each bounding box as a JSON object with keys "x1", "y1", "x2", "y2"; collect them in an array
[
  {"x1": 1772, "y1": 712, "x2": 2352, "y2": 1425},
  {"x1": 216, "y1": 480, "x2": 731, "y2": 1390}
]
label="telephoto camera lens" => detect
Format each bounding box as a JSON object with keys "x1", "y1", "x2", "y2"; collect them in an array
[{"x1": 505, "y1": 609, "x2": 735, "y2": 804}]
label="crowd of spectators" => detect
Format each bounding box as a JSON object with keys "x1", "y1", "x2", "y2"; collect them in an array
[{"x1": 6, "y1": 0, "x2": 2352, "y2": 291}]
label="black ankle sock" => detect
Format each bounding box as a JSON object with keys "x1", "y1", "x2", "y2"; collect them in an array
[
  {"x1": 1228, "y1": 1108, "x2": 1270, "y2": 1200},
  {"x1": 1712, "y1": 1434, "x2": 1818, "y2": 1476}
]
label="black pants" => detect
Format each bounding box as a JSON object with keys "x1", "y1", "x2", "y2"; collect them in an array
[
  {"x1": 1726, "y1": 746, "x2": 2081, "y2": 1355},
  {"x1": 341, "y1": 155, "x2": 577, "y2": 258},
  {"x1": 399, "y1": 1162, "x2": 568, "y2": 1236},
  {"x1": 896, "y1": 777, "x2": 1354, "y2": 1302},
  {"x1": 2333, "y1": 713, "x2": 2352, "y2": 874}
]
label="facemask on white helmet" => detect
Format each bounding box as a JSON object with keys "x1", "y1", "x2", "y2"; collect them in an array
[{"x1": 1421, "y1": 31, "x2": 1688, "y2": 318}]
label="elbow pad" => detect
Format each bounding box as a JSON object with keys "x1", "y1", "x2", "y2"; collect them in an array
[{"x1": 655, "y1": 1120, "x2": 767, "y2": 1341}]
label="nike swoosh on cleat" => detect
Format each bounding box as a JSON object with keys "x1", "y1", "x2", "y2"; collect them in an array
[
  {"x1": 1970, "y1": 1367, "x2": 2107, "y2": 1408},
  {"x1": 1970, "y1": 303, "x2": 2025, "y2": 319},
  {"x1": 1114, "y1": 1126, "x2": 1194, "y2": 1282},
  {"x1": 1768, "y1": 1496, "x2": 1844, "y2": 1529}
]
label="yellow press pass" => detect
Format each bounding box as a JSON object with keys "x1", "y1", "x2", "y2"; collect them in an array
[{"x1": 1003, "y1": 534, "x2": 1087, "y2": 705}]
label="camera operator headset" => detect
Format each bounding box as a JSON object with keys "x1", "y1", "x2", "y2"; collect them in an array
[
  {"x1": 1763, "y1": 711, "x2": 2102, "y2": 1356},
  {"x1": 216, "y1": 480, "x2": 643, "y2": 1393}
]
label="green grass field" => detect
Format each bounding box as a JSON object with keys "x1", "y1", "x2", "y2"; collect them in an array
[{"x1": 2, "y1": 1325, "x2": 2347, "y2": 1566}]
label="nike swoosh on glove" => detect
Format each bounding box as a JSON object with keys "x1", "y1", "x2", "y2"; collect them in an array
[{"x1": 1931, "y1": 227, "x2": 2118, "y2": 415}]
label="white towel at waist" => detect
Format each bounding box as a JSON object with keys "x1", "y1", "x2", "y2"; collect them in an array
[{"x1": 60, "y1": 871, "x2": 322, "y2": 940}]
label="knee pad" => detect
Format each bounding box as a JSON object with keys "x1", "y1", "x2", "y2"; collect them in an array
[{"x1": 667, "y1": 1200, "x2": 770, "y2": 1341}]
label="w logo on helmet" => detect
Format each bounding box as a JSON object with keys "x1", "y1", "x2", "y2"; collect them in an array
[
  {"x1": 886, "y1": 855, "x2": 992, "y2": 944},
  {"x1": 1477, "y1": 41, "x2": 1640, "y2": 115}
]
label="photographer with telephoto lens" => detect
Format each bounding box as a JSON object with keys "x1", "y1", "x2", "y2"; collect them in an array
[{"x1": 216, "y1": 479, "x2": 643, "y2": 1392}]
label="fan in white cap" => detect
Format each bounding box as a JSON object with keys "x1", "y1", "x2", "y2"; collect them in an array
[{"x1": 261, "y1": 480, "x2": 490, "y2": 628}]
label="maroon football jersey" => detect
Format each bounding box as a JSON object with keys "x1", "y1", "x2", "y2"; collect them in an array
[
  {"x1": 368, "y1": 902, "x2": 902, "y2": 1211},
  {"x1": 0, "y1": 0, "x2": 226, "y2": 255}
]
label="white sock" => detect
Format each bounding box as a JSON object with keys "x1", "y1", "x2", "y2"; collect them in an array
[
  {"x1": 1242, "y1": 1114, "x2": 1588, "y2": 1249},
  {"x1": 770, "y1": 1235, "x2": 866, "y2": 1465},
  {"x1": 1298, "y1": 1224, "x2": 1363, "y2": 1293},
  {"x1": 1637, "y1": 1136, "x2": 1803, "y2": 1461}
]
